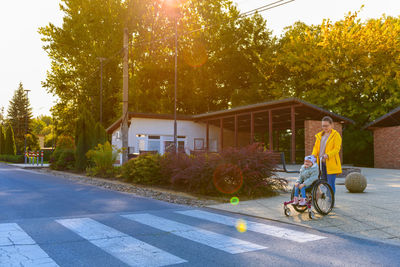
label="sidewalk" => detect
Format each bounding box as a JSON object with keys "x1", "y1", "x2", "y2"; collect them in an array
[
  {"x1": 7, "y1": 163, "x2": 50, "y2": 168},
  {"x1": 209, "y1": 166, "x2": 400, "y2": 245}
]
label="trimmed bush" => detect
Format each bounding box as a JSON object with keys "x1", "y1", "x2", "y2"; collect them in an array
[
  {"x1": 121, "y1": 154, "x2": 163, "y2": 185},
  {"x1": 50, "y1": 148, "x2": 75, "y2": 170},
  {"x1": 5, "y1": 125, "x2": 16, "y2": 155},
  {"x1": 0, "y1": 125, "x2": 5, "y2": 154},
  {"x1": 0, "y1": 154, "x2": 24, "y2": 163},
  {"x1": 86, "y1": 142, "x2": 119, "y2": 178}
]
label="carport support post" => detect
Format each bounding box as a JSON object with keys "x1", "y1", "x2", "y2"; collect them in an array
[
  {"x1": 250, "y1": 112, "x2": 254, "y2": 144},
  {"x1": 276, "y1": 130, "x2": 280, "y2": 151},
  {"x1": 291, "y1": 106, "x2": 296, "y2": 164},
  {"x1": 206, "y1": 121, "x2": 209, "y2": 152},
  {"x1": 234, "y1": 115, "x2": 238, "y2": 148},
  {"x1": 268, "y1": 110, "x2": 273, "y2": 150},
  {"x1": 219, "y1": 118, "x2": 224, "y2": 152}
]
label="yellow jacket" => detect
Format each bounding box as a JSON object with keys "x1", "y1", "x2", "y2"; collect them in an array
[{"x1": 312, "y1": 129, "x2": 342, "y2": 175}]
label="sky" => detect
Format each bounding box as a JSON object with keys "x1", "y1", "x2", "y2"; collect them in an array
[{"x1": 0, "y1": 0, "x2": 399, "y2": 117}]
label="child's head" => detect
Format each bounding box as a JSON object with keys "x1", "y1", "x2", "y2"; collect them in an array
[{"x1": 304, "y1": 155, "x2": 316, "y2": 167}]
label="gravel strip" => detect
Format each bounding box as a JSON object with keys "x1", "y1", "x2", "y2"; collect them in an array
[{"x1": 32, "y1": 168, "x2": 221, "y2": 207}]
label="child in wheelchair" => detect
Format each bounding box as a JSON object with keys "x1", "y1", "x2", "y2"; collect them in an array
[{"x1": 293, "y1": 155, "x2": 319, "y2": 206}]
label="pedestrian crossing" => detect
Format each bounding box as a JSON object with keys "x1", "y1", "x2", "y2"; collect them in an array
[
  {"x1": 176, "y1": 210, "x2": 326, "y2": 243},
  {"x1": 121, "y1": 213, "x2": 266, "y2": 254},
  {"x1": 0, "y1": 223, "x2": 59, "y2": 267},
  {"x1": 56, "y1": 217, "x2": 186, "y2": 267},
  {"x1": 0, "y1": 209, "x2": 327, "y2": 266}
]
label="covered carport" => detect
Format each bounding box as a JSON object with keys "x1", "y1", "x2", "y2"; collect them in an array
[{"x1": 194, "y1": 98, "x2": 354, "y2": 163}]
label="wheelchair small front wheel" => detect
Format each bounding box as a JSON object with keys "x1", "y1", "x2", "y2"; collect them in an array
[
  {"x1": 308, "y1": 210, "x2": 315, "y2": 219},
  {"x1": 284, "y1": 207, "x2": 291, "y2": 216}
]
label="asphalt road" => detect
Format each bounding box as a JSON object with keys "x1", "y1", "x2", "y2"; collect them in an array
[{"x1": 0, "y1": 163, "x2": 399, "y2": 267}]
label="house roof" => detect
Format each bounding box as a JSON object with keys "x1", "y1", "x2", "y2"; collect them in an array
[
  {"x1": 193, "y1": 98, "x2": 354, "y2": 123},
  {"x1": 106, "y1": 112, "x2": 193, "y2": 134},
  {"x1": 363, "y1": 106, "x2": 400, "y2": 129},
  {"x1": 106, "y1": 98, "x2": 354, "y2": 134}
]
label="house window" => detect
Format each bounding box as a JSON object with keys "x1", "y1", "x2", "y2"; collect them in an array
[
  {"x1": 194, "y1": 138, "x2": 205, "y2": 150},
  {"x1": 135, "y1": 135, "x2": 186, "y2": 154},
  {"x1": 164, "y1": 141, "x2": 185, "y2": 153}
]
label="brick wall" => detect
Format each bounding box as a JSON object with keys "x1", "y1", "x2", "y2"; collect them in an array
[
  {"x1": 304, "y1": 120, "x2": 343, "y2": 161},
  {"x1": 373, "y1": 126, "x2": 400, "y2": 169}
]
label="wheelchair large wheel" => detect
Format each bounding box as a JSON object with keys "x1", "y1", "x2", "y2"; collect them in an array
[
  {"x1": 312, "y1": 180, "x2": 334, "y2": 215},
  {"x1": 290, "y1": 185, "x2": 307, "y2": 213}
]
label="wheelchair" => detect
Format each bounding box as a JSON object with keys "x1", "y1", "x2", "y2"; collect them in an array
[{"x1": 283, "y1": 178, "x2": 335, "y2": 219}]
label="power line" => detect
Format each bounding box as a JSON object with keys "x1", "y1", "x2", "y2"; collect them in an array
[
  {"x1": 243, "y1": 0, "x2": 295, "y2": 17},
  {"x1": 240, "y1": 0, "x2": 286, "y2": 16}
]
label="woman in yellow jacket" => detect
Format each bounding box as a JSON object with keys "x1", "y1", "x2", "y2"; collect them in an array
[{"x1": 312, "y1": 116, "x2": 342, "y2": 194}]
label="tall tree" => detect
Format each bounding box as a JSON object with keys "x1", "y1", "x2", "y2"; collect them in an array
[
  {"x1": 5, "y1": 125, "x2": 16, "y2": 155},
  {"x1": 75, "y1": 108, "x2": 96, "y2": 170},
  {"x1": 39, "y1": 0, "x2": 125, "y2": 136},
  {"x1": 7, "y1": 83, "x2": 33, "y2": 154},
  {"x1": 0, "y1": 125, "x2": 5, "y2": 154}
]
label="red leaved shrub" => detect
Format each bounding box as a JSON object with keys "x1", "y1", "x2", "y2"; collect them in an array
[{"x1": 161, "y1": 143, "x2": 287, "y2": 197}]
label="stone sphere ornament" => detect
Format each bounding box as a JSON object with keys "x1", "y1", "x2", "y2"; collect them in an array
[{"x1": 345, "y1": 172, "x2": 367, "y2": 193}]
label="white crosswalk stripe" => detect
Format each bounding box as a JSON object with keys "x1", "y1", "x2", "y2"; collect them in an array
[
  {"x1": 0, "y1": 223, "x2": 59, "y2": 267},
  {"x1": 56, "y1": 217, "x2": 186, "y2": 267},
  {"x1": 176, "y1": 210, "x2": 326, "y2": 243},
  {"x1": 122, "y1": 213, "x2": 267, "y2": 254}
]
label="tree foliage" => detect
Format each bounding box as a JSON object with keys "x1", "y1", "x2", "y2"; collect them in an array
[
  {"x1": 75, "y1": 108, "x2": 95, "y2": 170},
  {"x1": 7, "y1": 83, "x2": 33, "y2": 154},
  {"x1": 0, "y1": 125, "x2": 5, "y2": 154},
  {"x1": 5, "y1": 125, "x2": 16, "y2": 155}
]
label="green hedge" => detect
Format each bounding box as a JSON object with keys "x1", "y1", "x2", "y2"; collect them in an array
[
  {"x1": 0, "y1": 154, "x2": 24, "y2": 163},
  {"x1": 49, "y1": 148, "x2": 75, "y2": 170},
  {"x1": 121, "y1": 154, "x2": 163, "y2": 185}
]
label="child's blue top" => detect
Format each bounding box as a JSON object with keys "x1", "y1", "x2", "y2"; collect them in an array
[{"x1": 296, "y1": 163, "x2": 319, "y2": 187}]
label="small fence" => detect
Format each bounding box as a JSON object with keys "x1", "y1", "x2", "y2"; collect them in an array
[{"x1": 25, "y1": 151, "x2": 45, "y2": 166}]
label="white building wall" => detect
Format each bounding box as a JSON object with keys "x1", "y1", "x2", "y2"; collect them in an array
[{"x1": 111, "y1": 118, "x2": 221, "y2": 164}]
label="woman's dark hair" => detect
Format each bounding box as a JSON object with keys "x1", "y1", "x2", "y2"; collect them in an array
[{"x1": 322, "y1": 116, "x2": 333, "y2": 124}]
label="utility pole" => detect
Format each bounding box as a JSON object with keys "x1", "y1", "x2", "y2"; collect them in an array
[
  {"x1": 174, "y1": 11, "x2": 178, "y2": 154},
  {"x1": 23, "y1": 89, "x2": 30, "y2": 165},
  {"x1": 121, "y1": 28, "x2": 129, "y2": 164},
  {"x1": 97, "y1": 57, "x2": 107, "y2": 124}
]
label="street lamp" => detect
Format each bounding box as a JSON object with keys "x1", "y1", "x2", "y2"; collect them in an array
[
  {"x1": 165, "y1": 0, "x2": 180, "y2": 154},
  {"x1": 173, "y1": 11, "x2": 178, "y2": 154},
  {"x1": 24, "y1": 89, "x2": 30, "y2": 164}
]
